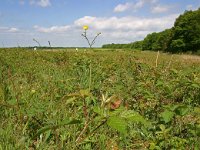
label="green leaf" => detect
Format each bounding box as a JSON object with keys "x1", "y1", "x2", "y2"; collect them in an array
[
  {"x1": 107, "y1": 116, "x2": 127, "y2": 134},
  {"x1": 121, "y1": 110, "x2": 151, "y2": 127},
  {"x1": 80, "y1": 89, "x2": 92, "y2": 97},
  {"x1": 156, "y1": 81, "x2": 164, "y2": 87},
  {"x1": 159, "y1": 124, "x2": 166, "y2": 131},
  {"x1": 109, "y1": 107, "x2": 125, "y2": 116},
  {"x1": 194, "y1": 107, "x2": 200, "y2": 115},
  {"x1": 149, "y1": 142, "x2": 156, "y2": 150},
  {"x1": 43, "y1": 130, "x2": 51, "y2": 142},
  {"x1": 160, "y1": 110, "x2": 175, "y2": 123},
  {"x1": 175, "y1": 105, "x2": 190, "y2": 116},
  {"x1": 65, "y1": 97, "x2": 77, "y2": 105},
  {"x1": 167, "y1": 104, "x2": 180, "y2": 111},
  {"x1": 191, "y1": 83, "x2": 199, "y2": 88},
  {"x1": 93, "y1": 106, "x2": 103, "y2": 116},
  {"x1": 7, "y1": 98, "x2": 17, "y2": 105}
]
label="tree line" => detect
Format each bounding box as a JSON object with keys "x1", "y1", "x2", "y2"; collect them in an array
[{"x1": 102, "y1": 8, "x2": 200, "y2": 53}]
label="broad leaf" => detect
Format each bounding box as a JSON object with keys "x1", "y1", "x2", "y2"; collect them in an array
[
  {"x1": 160, "y1": 110, "x2": 175, "y2": 123},
  {"x1": 107, "y1": 116, "x2": 127, "y2": 134},
  {"x1": 175, "y1": 105, "x2": 190, "y2": 116},
  {"x1": 121, "y1": 110, "x2": 150, "y2": 127}
]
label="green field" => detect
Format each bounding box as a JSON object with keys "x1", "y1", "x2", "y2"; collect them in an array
[{"x1": 0, "y1": 48, "x2": 200, "y2": 149}]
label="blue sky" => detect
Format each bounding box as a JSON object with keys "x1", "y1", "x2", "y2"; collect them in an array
[{"x1": 0, "y1": 0, "x2": 200, "y2": 47}]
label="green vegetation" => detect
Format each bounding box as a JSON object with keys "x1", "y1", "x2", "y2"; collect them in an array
[
  {"x1": 0, "y1": 48, "x2": 200, "y2": 149},
  {"x1": 103, "y1": 8, "x2": 200, "y2": 54},
  {"x1": 102, "y1": 41, "x2": 143, "y2": 50}
]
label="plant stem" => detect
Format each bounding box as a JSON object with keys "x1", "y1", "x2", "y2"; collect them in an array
[
  {"x1": 75, "y1": 119, "x2": 90, "y2": 143},
  {"x1": 89, "y1": 63, "x2": 92, "y2": 91},
  {"x1": 76, "y1": 119, "x2": 107, "y2": 145},
  {"x1": 156, "y1": 51, "x2": 160, "y2": 68},
  {"x1": 82, "y1": 31, "x2": 92, "y2": 48},
  {"x1": 165, "y1": 55, "x2": 173, "y2": 72},
  {"x1": 91, "y1": 33, "x2": 101, "y2": 47}
]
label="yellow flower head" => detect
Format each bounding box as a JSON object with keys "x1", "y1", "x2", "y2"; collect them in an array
[{"x1": 83, "y1": 25, "x2": 89, "y2": 30}]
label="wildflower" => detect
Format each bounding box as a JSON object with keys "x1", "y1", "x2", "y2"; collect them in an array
[
  {"x1": 83, "y1": 25, "x2": 89, "y2": 30},
  {"x1": 81, "y1": 25, "x2": 101, "y2": 48}
]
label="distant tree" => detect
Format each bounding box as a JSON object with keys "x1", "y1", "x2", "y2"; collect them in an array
[
  {"x1": 150, "y1": 29, "x2": 173, "y2": 51},
  {"x1": 169, "y1": 8, "x2": 200, "y2": 52},
  {"x1": 169, "y1": 39, "x2": 186, "y2": 53},
  {"x1": 130, "y1": 41, "x2": 143, "y2": 50},
  {"x1": 142, "y1": 32, "x2": 158, "y2": 50}
]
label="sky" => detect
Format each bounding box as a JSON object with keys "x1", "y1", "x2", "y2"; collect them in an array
[{"x1": 0, "y1": 0, "x2": 200, "y2": 47}]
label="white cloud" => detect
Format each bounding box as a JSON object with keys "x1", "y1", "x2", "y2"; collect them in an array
[
  {"x1": 30, "y1": 0, "x2": 51, "y2": 7},
  {"x1": 8, "y1": 28, "x2": 19, "y2": 32},
  {"x1": 114, "y1": 0, "x2": 158, "y2": 12},
  {"x1": 0, "y1": 27, "x2": 19, "y2": 33},
  {"x1": 114, "y1": 3, "x2": 133, "y2": 12},
  {"x1": 34, "y1": 25, "x2": 70, "y2": 33},
  {"x1": 74, "y1": 14, "x2": 179, "y2": 43},
  {"x1": 151, "y1": 5, "x2": 170, "y2": 13},
  {"x1": 74, "y1": 14, "x2": 178, "y2": 32}
]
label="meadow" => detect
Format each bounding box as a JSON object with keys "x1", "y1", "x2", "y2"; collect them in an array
[{"x1": 0, "y1": 48, "x2": 200, "y2": 149}]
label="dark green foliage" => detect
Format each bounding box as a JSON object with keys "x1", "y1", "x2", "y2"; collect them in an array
[
  {"x1": 103, "y1": 8, "x2": 200, "y2": 54},
  {"x1": 102, "y1": 41, "x2": 143, "y2": 50},
  {"x1": 141, "y1": 8, "x2": 200, "y2": 53},
  {"x1": 143, "y1": 9, "x2": 200, "y2": 53},
  {"x1": 142, "y1": 29, "x2": 173, "y2": 51},
  {"x1": 169, "y1": 9, "x2": 200, "y2": 52}
]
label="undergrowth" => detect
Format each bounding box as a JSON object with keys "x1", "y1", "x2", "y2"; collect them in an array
[{"x1": 0, "y1": 48, "x2": 200, "y2": 149}]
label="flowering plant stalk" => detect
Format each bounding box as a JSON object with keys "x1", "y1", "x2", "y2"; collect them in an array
[{"x1": 81, "y1": 25, "x2": 101, "y2": 48}]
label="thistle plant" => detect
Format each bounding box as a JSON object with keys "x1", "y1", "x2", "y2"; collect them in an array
[
  {"x1": 33, "y1": 38, "x2": 41, "y2": 47},
  {"x1": 48, "y1": 41, "x2": 51, "y2": 47},
  {"x1": 81, "y1": 25, "x2": 101, "y2": 48}
]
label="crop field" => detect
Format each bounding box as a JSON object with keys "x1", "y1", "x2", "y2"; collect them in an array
[{"x1": 0, "y1": 48, "x2": 200, "y2": 149}]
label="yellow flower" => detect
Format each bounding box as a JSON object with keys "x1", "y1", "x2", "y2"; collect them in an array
[{"x1": 83, "y1": 25, "x2": 89, "y2": 30}]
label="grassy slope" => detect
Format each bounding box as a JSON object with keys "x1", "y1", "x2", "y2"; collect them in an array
[{"x1": 0, "y1": 48, "x2": 200, "y2": 149}]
